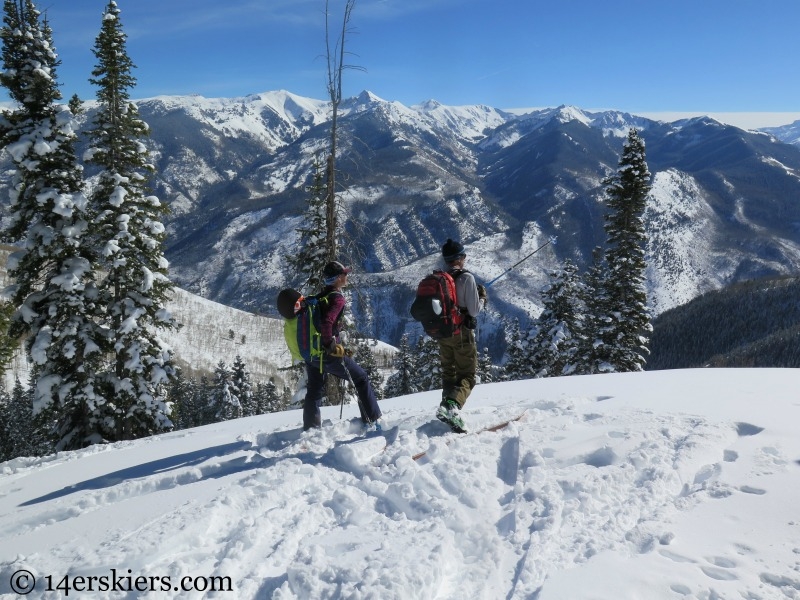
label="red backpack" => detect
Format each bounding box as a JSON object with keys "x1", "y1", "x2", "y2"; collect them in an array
[{"x1": 409, "y1": 270, "x2": 463, "y2": 339}]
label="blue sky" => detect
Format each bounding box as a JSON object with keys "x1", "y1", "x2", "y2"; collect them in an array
[{"x1": 5, "y1": 0, "x2": 800, "y2": 127}]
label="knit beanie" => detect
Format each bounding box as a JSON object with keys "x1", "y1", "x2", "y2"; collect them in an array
[
  {"x1": 441, "y1": 238, "x2": 466, "y2": 262},
  {"x1": 322, "y1": 261, "x2": 352, "y2": 286}
]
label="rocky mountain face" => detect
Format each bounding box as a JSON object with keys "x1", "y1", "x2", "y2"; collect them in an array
[{"x1": 3, "y1": 91, "x2": 800, "y2": 356}]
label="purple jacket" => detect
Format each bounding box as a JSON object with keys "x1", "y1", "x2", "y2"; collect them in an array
[{"x1": 319, "y1": 289, "x2": 346, "y2": 347}]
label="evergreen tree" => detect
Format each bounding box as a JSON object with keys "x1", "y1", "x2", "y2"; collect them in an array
[
  {"x1": 353, "y1": 337, "x2": 384, "y2": 400},
  {"x1": 251, "y1": 380, "x2": 268, "y2": 415},
  {"x1": 0, "y1": 299, "x2": 17, "y2": 376},
  {"x1": 594, "y1": 129, "x2": 653, "y2": 372},
  {"x1": 256, "y1": 378, "x2": 283, "y2": 414},
  {"x1": 167, "y1": 369, "x2": 195, "y2": 430},
  {"x1": 24, "y1": 366, "x2": 53, "y2": 455},
  {"x1": 529, "y1": 260, "x2": 585, "y2": 377},
  {"x1": 5, "y1": 378, "x2": 35, "y2": 458},
  {"x1": 477, "y1": 347, "x2": 497, "y2": 384},
  {"x1": 210, "y1": 361, "x2": 240, "y2": 421},
  {"x1": 0, "y1": 390, "x2": 9, "y2": 461},
  {"x1": 503, "y1": 318, "x2": 536, "y2": 381},
  {"x1": 286, "y1": 155, "x2": 328, "y2": 294},
  {"x1": 573, "y1": 247, "x2": 607, "y2": 374},
  {"x1": 231, "y1": 355, "x2": 254, "y2": 416},
  {"x1": 1, "y1": 0, "x2": 105, "y2": 450},
  {"x1": 412, "y1": 335, "x2": 441, "y2": 392},
  {"x1": 384, "y1": 334, "x2": 417, "y2": 398},
  {"x1": 194, "y1": 375, "x2": 214, "y2": 426},
  {"x1": 0, "y1": 377, "x2": 47, "y2": 461},
  {"x1": 67, "y1": 93, "x2": 82, "y2": 115},
  {"x1": 86, "y1": 0, "x2": 176, "y2": 440}
]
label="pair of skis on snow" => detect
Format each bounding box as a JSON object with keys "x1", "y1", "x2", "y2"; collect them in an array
[
  {"x1": 411, "y1": 410, "x2": 526, "y2": 461},
  {"x1": 340, "y1": 410, "x2": 527, "y2": 463}
]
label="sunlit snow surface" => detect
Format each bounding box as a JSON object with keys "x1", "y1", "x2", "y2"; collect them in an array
[{"x1": 1, "y1": 368, "x2": 799, "y2": 599}]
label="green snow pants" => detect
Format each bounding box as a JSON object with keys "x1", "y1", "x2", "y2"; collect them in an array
[{"x1": 438, "y1": 329, "x2": 478, "y2": 408}]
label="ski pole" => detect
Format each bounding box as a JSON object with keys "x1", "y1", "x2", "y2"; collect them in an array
[{"x1": 483, "y1": 236, "x2": 557, "y2": 289}]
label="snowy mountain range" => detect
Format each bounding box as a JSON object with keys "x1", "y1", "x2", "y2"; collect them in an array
[{"x1": 4, "y1": 90, "x2": 800, "y2": 355}]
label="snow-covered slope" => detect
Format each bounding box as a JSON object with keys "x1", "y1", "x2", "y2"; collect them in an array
[
  {"x1": 166, "y1": 286, "x2": 289, "y2": 383},
  {"x1": 645, "y1": 169, "x2": 720, "y2": 312},
  {"x1": 1, "y1": 368, "x2": 798, "y2": 599},
  {"x1": 0, "y1": 245, "x2": 292, "y2": 390},
  {"x1": 762, "y1": 119, "x2": 800, "y2": 147},
  {"x1": 140, "y1": 90, "x2": 330, "y2": 150}
]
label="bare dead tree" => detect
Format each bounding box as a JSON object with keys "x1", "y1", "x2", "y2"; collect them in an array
[{"x1": 324, "y1": 0, "x2": 364, "y2": 261}]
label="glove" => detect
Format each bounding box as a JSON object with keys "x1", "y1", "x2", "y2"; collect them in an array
[
  {"x1": 477, "y1": 284, "x2": 488, "y2": 307},
  {"x1": 326, "y1": 342, "x2": 345, "y2": 358}
]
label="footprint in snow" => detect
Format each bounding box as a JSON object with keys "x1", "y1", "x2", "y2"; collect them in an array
[
  {"x1": 659, "y1": 549, "x2": 696, "y2": 564},
  {"x1": 735, "y1": 422, "x2": 764, "y2": 436},
  {"x1": 700, "y1": 564, "x2": 738, "y2": 581},
  {"x1": 706, "y1": 556, "x2": 737, "y2": 568},
  {"x1": 739, "y1": 485, "x2": 767, "y2": 495}
]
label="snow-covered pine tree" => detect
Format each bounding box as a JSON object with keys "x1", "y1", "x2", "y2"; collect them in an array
[
  {"x1": 1, "y1": 0, "x2": 106, "y2": 450},
  {"x1": 0, "y1": 373, "x2": 50, "y2": 460},
  {"x1": 384, "y1": 333, "x2": 417, "y2": 398},
  {"x1": 529, "y1": 259, "x2": 585, "y2": 378},
  {"x1": 252, "y1": 378, "x2": 280, "y2": 414},
  {"x1": 572, "y1": 247, "x2": 606, "y2": 374},
  {"x1": 353, "y1": 337, "x2": 384, "y2": 400},
  {"x1": 167, "y1": 369, "x2": 195, "y2": 430},
  {"x1": 0, "y1": 299, "x2": 16, "y2": 375},
  {"x1": 0, "y1": 389, "x2": 9, "y2": 461},
  {"x1": 67, "y1": 93, "x2": 82, "y2": 115},
  {"x1": 231, "y1": 355, "x2": 254, "y2": 416},
  {"x1": 286, "y1": 155, "x2": 328, "y2": 294},
  {"x1": 85, "y1": 0, "x2": 176, "y2": 440},
  {"x1": 210, "y1": 361, "x2": 241, "y2": 421},
  {"x1": 477, "y1": 347, "x2": 497, "y2": 384},
  {"x1": 194, "y1": 375, "x2": 215, "y2": 426},
  {"x1": 4, "y1": 377, "x2": 36, "y2": 458},
  {"x1": 412, "y1": 335, "x2": 441, "y2": 392},
  {"x1": 503, "y1": 318, "x2": 536, "y2": 381},
  {"x1": 594, "y1": 128, "x2": 652, "y2": 373}
]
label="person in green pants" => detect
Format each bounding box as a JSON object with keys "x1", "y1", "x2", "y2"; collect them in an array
[{"x1": 436, "y1": 238, "x2": 487, "y2": 432}]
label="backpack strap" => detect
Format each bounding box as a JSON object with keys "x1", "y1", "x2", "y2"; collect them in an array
[
  {"x1": 302, "y1": 292, "x2": 338, "y2": 372},
  {"x1": 447, "y1": 267, "x2": 469, "y2": 312},
  {"x1": 448, "y1": 267, "x2": 467, "y2": 280},
  {"x1": 316, "y1": 290, "x2": 346, "y2": 344},
  {"x1": 442, "y1": 270, "x2": 463, "y2": 334}
]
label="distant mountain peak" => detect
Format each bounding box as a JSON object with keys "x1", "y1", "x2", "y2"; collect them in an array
[
  {"x1": 415, "y1": 99, "x2": 443, "y2": 111},
  {"x1": 351, "y1": 90, "x2": 385, "y2": 106},
  {"x1": 553, "y1": 105, "x2": 592, "y2": 125}
]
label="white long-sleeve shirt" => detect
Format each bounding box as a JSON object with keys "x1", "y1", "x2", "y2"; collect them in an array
[{"x1": 453, "y1": 270, "x2": 482, "y2": 317}]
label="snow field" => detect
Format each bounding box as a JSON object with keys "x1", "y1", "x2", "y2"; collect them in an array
[{"x1": 1, "y1": 369, "x2": 799, "y2": 599}]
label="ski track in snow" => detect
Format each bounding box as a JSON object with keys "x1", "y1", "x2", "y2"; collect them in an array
[{"x1": 1, "y1": 371, "x2": 799, "y2": 599}]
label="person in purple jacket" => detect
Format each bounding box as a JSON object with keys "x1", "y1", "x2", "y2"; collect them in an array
[{"x1": 302, "y1": 261, "x2": 383, "y2": 431}]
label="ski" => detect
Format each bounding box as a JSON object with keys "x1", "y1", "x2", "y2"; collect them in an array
[{"x1": 412, "y1": 411, "x2": 527, "y2": 462}]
